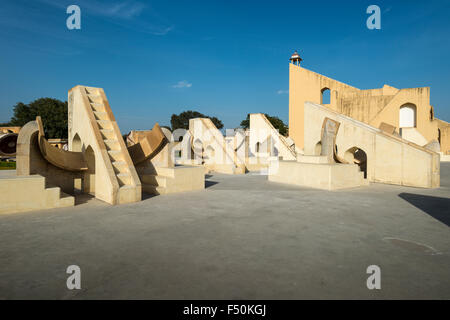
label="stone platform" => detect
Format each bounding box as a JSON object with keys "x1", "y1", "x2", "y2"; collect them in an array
[{"x1": 268, "y1": 160, "x2": 368, "y2": 190}]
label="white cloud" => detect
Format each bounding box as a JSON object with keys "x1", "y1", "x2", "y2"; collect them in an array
[
  {"x1": 104, "y1": 2, "x2": 146, "y2": 19},
  {"x1": 277, "y1": 90, "x2": 289, "y2": 94},
  {"x1": 172, "y1": 81, "x2": 192, "y2": 88},
  {"x1": 151, "y1": 26, "x2": 174, "y2": 36}
]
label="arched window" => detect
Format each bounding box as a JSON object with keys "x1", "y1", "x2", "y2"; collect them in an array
[
  {"x1": 399, "y1": 103, "x2": 417, "y2": 128},
  {"x1": 72, "y1": 134, "x2": 82, "y2": 152},
  {"x1": 321, "y1": 88, "x2": 331, "y2": 104},
  {"x1": 255, "y1": 142, "x2": 260, "y2": 153},
  {"x1": 430, "y1": 107, "x2": 434, "y2": 120}
]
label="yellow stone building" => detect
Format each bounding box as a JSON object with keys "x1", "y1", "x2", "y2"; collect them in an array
[{"x1": 288, "y1": 51, "x2": 450, "y2": 155}]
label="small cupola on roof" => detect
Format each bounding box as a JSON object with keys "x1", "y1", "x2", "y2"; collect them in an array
[{"x1": 289, "y1": 50, "x2": 302, "y2": 66}]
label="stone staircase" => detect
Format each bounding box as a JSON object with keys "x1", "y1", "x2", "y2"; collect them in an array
[
  {"x1": 45, "y1": 186, "x2": 76, "y2": 208},
  {"x1": 258, "y1": 113, "x2": 297, "y2": 160},
  {"x1": 0, "y1": 175, "x2": 74, "y2": 214},
  {"x1": 84, "y1": 87, "x2": 138, "y2": 201}
]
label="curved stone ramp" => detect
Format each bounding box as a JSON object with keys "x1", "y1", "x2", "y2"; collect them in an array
[
  {"x1": 0, "y1": 133, "x2": 18, "y2": 156},
  {"x1": 127, "y1": 123, "x2": 167, "y2": 165},
  {"x1": 36, "y1": 116, "x2": 88, "y2": 171}
]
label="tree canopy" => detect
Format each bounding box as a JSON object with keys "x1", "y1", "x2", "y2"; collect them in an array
[
  {"x1": 5, "y1": 98, "x2": 68, "y2": 138},
  {"x1": 240, "y1": 114, "x2": 288, "y2": 136},
  {"x1": 171, "y1": 110, "x2": 223, "y2": 131}
]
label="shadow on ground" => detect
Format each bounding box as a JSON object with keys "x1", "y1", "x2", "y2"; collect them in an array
[
  {"x1": 74, "y1": 194, "x2": 95, "y2": 205},
  {"x1": 205, "y1": 180, "x2": 219, "y2": 188},
  {"x1": 399, "y1": 193, "x2": 450, "y2": 227},
  {"x1": 142, "y1": 192, "x2": 157, "y2": 200}
]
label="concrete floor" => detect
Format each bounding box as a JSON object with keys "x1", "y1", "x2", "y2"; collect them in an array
[{"x1": 0, "y1": 164, "x2": 449, "y2": 299}]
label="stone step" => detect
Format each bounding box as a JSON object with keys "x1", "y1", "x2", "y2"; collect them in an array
[
  {"x1": 45, "y1": 187, "x2": 61, "y2": 204},
  {"x1": 112, "y1": 161, "x2": 128, "y2": 174},
  {"x1": 116, "y1": 172, "x2": 132, "y2": 186},
  {"x1": 93, "y1": 111, "x2": 108, "y2": 120},
  {"x1": 118, "y1": 185, "x2": 138, "y2": 203},
  {"x1": 142, "y1": 184, "x2": 166, "y2": 195},
  {"x1": 96, "y1": 120, "x2": 113, "y2": 130},
  {"x1": 100, "y1": 129, "x2": 115, "y2": 140},
  {"x1": 87, "y1": 94, "x2": 102, "y2": 103},
  {"x1": 104, "y1": 139, "x2": 120, "y2": 151},
  {"x1": 139, "y1": 174, "x2": 169, "y2": 187},
  {"x1": 90, "y1": 102, "x2": 105, "y2": 111},
  {"x1": 107, "y1": 150, "x2": 123, "y2": 162},
  {"x1": 58, "y1": 191, "x2": 75, "y2": 207},
  {"x1": 85, "y1": 87, "x2": 99, "y2": 95}
]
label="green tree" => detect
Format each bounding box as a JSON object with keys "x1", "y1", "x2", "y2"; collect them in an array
[
  {"x1": 240, "y1": 114, "x2": 288, "y2": 136},
  {"x1": 7, "y1": 98, "x2": 68, "y2": 138},
  {"x1": 171, "y1": 110, "x2": 223, "y2": 131}
]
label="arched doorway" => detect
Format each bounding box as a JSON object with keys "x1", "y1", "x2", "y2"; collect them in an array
[
  {"x1": 83, "y1": 146, "x2": 96, "y2": 195},
  {"x1": 344, "y1": 147, "x2": 367, "y2": 178},
  {"x1": 399, "y1": 103, "x2": 417, "y2": 128}
]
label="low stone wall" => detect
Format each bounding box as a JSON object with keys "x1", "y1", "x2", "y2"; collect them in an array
[{"x1": 269, "y1": 160, "x2": 367, "y2": 190}]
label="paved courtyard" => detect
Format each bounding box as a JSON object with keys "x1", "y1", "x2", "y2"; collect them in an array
[{"x1": 0, "y1": 164, "x2": 449, "y2": 299}]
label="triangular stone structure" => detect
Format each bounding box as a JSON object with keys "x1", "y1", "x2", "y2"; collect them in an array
[{"x1": 68, "y1": 86, "x2": 141, "y2": 204}]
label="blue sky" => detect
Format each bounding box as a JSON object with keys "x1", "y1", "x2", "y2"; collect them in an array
[{"x1": 1, "y1": 0, "x2": 450, "y2": 132}]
